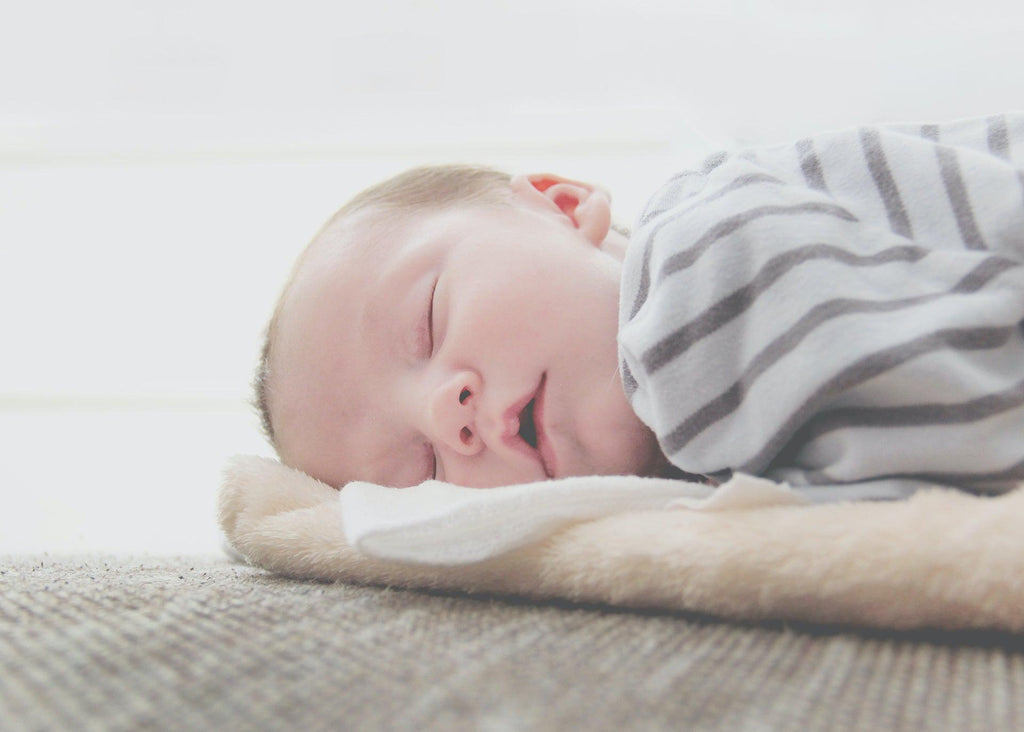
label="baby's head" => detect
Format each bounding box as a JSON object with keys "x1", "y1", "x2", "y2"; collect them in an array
[{"x1": 256, "y1": 165, "x2": 664, "y2": 489}]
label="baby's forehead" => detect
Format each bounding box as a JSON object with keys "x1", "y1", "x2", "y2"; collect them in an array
[
  {"x1": 304, "y1": 201, "x2": 512, "y2": 275},
  {"x1": 302, "y1": 208, "x2": 398, "y2": 273}
]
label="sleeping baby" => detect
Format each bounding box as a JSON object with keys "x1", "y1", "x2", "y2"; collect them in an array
[{"x1": 254, "y1": 113, "x2": 1024, "y2": 502}]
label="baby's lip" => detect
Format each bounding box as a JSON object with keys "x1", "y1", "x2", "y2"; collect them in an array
[
  {"x1": 533, "y1": 374, "x2": 558, "y2": 478},
  {"x1": 502, "y1": 374, "x2": 555, "y2": 478}
]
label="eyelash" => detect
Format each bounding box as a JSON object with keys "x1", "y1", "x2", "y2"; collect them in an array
[
  {"x1": 421, "y1": 276, "x2": 439, "y2": 357},
  {"x1": 425, "y1": 277, "x2": 439, "y2": 480}
]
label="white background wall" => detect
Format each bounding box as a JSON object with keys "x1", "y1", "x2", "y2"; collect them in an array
[{"x1": 2, "y1": 0, "x2": 1022, "y2": 553}]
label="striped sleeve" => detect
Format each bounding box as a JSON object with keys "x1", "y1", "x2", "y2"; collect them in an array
[{"x1": 619, "y1": 114, "x2": 1024, "y2": 500}]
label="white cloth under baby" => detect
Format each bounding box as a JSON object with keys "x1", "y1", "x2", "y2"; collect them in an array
[{"x1": 340, "y1": 472, "x2": 807, "y2": 565}]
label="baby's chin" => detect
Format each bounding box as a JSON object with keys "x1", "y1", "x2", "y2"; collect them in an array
[
  {"x1": 573, "y1": 411, "x2": 664, "y2": 479},
  {"x1": 609, "y1": 431, "x2": 667, "y2": 478},
  {"x1": 569, "y1": 373, "x2": 664, "y2": 479}
]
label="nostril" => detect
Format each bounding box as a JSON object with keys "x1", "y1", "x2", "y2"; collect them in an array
[
  {"x1": 459, "y1": 388, "x2": 471, "y2": 404},
  {"x1": 460, "y1": 426, "x2": 473, "y2": 444}
]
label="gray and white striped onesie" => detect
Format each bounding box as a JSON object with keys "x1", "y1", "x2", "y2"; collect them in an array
[{"x1": 619, "y1": 114, "x2": 1024, "y2": 501}]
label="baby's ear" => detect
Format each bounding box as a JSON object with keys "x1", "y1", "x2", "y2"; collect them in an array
[{"x1": 509, "y1": 173, "x2": 611, "y2": 247}]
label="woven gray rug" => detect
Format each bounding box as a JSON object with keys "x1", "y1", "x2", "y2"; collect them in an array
[{"x1": 2, "y1": 555, "x2": 1022, "y2": 731}]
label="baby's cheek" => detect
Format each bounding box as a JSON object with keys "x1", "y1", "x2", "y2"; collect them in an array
[{"x1": 468, "y1": 285, "x2": 541, "y2": 349}]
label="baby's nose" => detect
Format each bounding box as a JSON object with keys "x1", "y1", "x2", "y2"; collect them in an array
[{"x1": 429, "y1": 370, "x2": 483, "y2": 456}]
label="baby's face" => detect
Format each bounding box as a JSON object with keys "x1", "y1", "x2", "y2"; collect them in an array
[{"x1": 269, "y1": 175, "x2": 661, "y2": 488}]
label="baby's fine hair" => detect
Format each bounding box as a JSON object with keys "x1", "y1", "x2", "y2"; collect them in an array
[{"x1": 253, "y1": 164, "x2": 515, "y2": 448}]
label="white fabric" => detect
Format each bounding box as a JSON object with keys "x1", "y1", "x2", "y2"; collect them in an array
[
  {"x1": 620, "y1": 113, "x2": 1024, "y2": 499},
  {"x1": 341, "y1": 472, "x2": 806, "y2": 565}
]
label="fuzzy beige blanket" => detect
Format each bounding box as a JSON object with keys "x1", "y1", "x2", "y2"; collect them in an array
[{"x1": 219, "y1": 455, "x2": 1024, "y2": 632}]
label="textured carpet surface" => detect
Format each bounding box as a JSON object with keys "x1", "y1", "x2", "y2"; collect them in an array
[{"x1": 2, "y1": 555, "x2": 1023, "y2": 731}]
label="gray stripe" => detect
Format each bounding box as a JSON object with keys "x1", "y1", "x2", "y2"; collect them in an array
[
  {"x1": 860, "y1": 127, "x2": 913, "y2": 238},
  {"x1": 702, "y1": 151, "x2": 729, "y2": 173},
  {"x1": 637, "y1": 171, "x2": 701, "y2": 227},
  {"x1": 987, "y1": 114, "x2": 1011, "y2": 159},
  {"x1": 803, "y1": 456, "x2": 1024, "y2": 490},
  {"x1": 621, "y1": 360, "x2": 638, "y2": 399},
  {"x1": 920, "y1": 124, "x2": 939, "y2": 141},
  {"x1": 952, "y1": 253, "x2": 1021, "y2": 292},
  {"x1": 907, "y1": 455, "x2": 1024, "y2": 487},
  {"x1": 795, "y1": 375, "x2": 1024, "y2": 445},
  {"x1": 738, "y1": 326, "x2": 1015, "y2": 474},
  {"x1": 644, "y1": 243, "x2": 929, "y2": 374},
  {"x1": 934, "y1": 144, "x2": 987, "y2": 250},
  {"x1": 660, "y1": 201, "x2": 858, "y2": 280},
  {"x1": 628, "y1": 236, "x2": 655, "y2": 321},
  {"x1": 992, "y1": 113, "x2": 1024, "y2": 210},
  {"x1": 628, "y1": 172, "x2": 786, "y2": 320},
  {"x1": 661, "y1": 255, "x2": 1020, "y2": 454},
  {"x1": 796, "y1": 138, "x2": 827, "y2": 191}
]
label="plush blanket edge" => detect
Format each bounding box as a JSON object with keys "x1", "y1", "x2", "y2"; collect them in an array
[{"x1": 220, "y1": 455, "x2": 1024, "y2": 632}]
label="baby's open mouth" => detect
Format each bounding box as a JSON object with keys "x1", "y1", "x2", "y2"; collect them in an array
[
  {"x1": 518, "y1": 398, "x2": 538, "y2": 449},
  {"x1": 503, "y1": 373, "x2": 554, "y2": 478}
]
